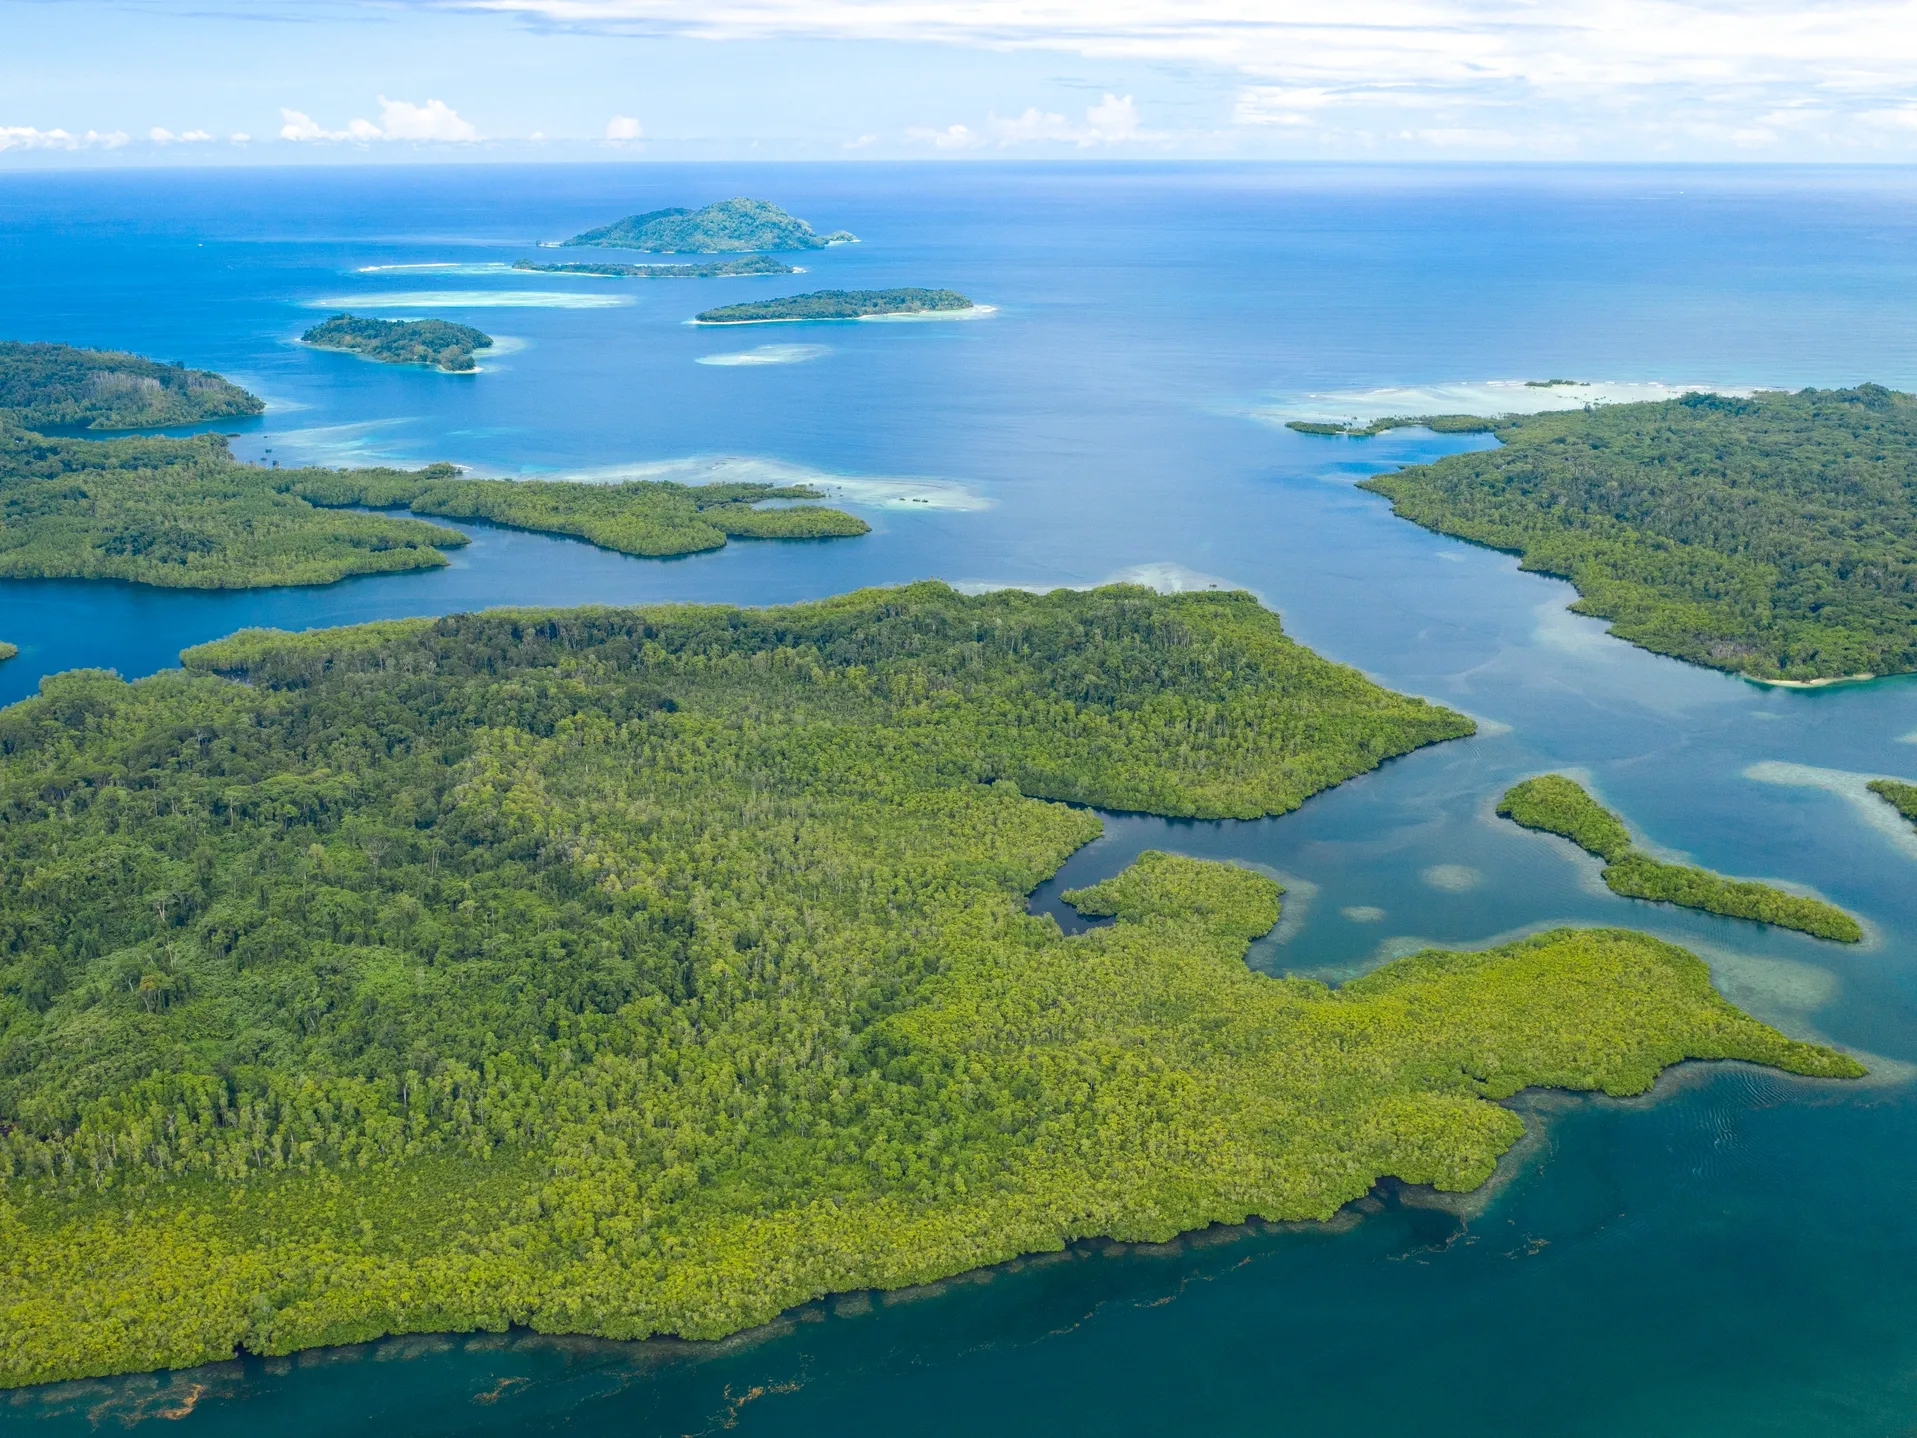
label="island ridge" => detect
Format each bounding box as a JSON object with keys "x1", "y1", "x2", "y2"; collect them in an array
[{"x1": 562, "y1": 197, "x2": 856, "y2": 252}]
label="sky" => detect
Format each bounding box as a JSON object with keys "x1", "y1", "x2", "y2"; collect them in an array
[{"x1": 8, "y1": 0, "x2": 1917, "y2": 164}]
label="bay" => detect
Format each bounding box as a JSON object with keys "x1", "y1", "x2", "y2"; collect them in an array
[{"x1": 3, "y1": 162, "x2": 1917, "y2": 1435}]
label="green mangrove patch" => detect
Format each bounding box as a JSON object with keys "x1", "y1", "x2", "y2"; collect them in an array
[
  {"x1": 0, "y1": 585, "x2": 1859, "y2": 1386},
  {"x1": 1868, "y1": 778, "x2": 1917, "y2": 830},
  {"x1": 301, "y1": 314, "x2": 493, "y2": 373},
  {"x1": 1498, "y1": 774, "x2": 1862, "y2": 941},
  {"x1": 0, "y1": 643, "x2": 15, "y2": 663},
  {"x1": 1354, "y1": 386, "x2": 1917, "y2": 680},
  {"x1": 695, "y1": 289, "x2": 973, "y2": 324}
]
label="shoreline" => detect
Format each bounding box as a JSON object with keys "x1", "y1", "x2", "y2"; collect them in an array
[{"x1": 1744, "y1": 672, "x2": 1877, "y2": 689}]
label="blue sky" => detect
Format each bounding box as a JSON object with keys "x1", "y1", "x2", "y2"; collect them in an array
[{"x1": 8, "y1": 0, "x2": 1917, "y2": 164}]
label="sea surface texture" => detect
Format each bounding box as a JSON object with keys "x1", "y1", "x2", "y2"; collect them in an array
[{"x1": 5, "y1": 163, "x2": 1917, "y2": 1436}]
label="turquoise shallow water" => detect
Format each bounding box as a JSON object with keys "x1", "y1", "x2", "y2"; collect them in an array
[{"x1": 4, "y1": 163, "x2": 1917, "y2": 1434}]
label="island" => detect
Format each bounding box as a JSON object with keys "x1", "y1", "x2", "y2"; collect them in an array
[
  {"x1": 301, "y1": 314, "x2": 493, "y2": 373},
  {"x1": 562, "y1": 197, "x2": 856, "y2": 252},
  {"x1": 0, "y1": 642, "x2": 15, "y2": 663},
  {"x1": 0, "y1": 584, "x2": 1860, "y2": 1387},
  {"x1": 1341, "y1": 386, "x2": 1917, "y2": 681},
  {"x1": 0, "y1": 347, "x2": 868, "y2": 588},
  {"x1": 0, "y1": 341, "x2": 263, "y2": 430},
  {"x1": 513, "y1": 256, "x2": 795, "y2": 278},
  {"x1": 1286, "y1": 415, "x2": 1497, "y2": 437},
  {"x1": 695, "y1": 288, "x2": 975, "y2": 325},
  {"x1": 1498, "y1": 774, "x2": 1862, "y2": 941},
  {"x1": 1868, "y1": 778, "x2": 1917, "y2": 831},
  {"x1": 286, "y1": 471, "x2": 870, "y2": 555}
]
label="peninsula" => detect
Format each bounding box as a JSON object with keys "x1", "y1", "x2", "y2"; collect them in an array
[
  {"x1": 1344, "y1": 386, "x2": 1917, "y2": 681},
  {"x1": 562, "y1": 197, "x2": 856, "y2": 253},
  {"x1": 0, "y1": 643, "x2": 15, "y2": 663},
  {"x1": 0, "y1": 341, "x2": 263, "y2": 430},
  {"x1": 514, "y1": 256, "x2": 795, "y2": 278},
  {"x1": 1498, "y1": 774, "x2": 1862, "y2": 941},
  {"x1": 1286, "y1": 415, "x2": 1496, "y2": 437},
  {"x1": 301, "y1": 314, "x2": 494, "y2": 373},
  {"x1": 695, "y1": 288, "x2": 974, "y2": 324},
  {"x1": 1868, "y1": 778, "x2": 1917, "y2": 831},
  {"x1": 0, "y1": 585, "x2": 1860, "y2": 1387}
]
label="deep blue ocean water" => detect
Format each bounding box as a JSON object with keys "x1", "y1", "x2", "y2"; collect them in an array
[{"x1": 4, "y1": 163, "x2": 1917, "y2": 1435}]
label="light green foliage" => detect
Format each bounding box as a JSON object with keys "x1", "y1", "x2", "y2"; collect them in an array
[
  {"x1": 696, "y1": 289, "x2": 972, "y2": 324},
  {"x1": 1867, "y1": 778, "x2": 1917, "y2": 829},
  {"x1": 1497, "y1": 774, "x2": 1633, "y2": 860},
  {"x1": 1286, "y1": 415, "x2": 1498, "y2": 437},
  {"x1": 0, "y1": 644, "x2": 15, "y2": 663},
  {"x1": 0, "y1": 587, "x2": 1858, "y2": 1386},
  {"x1": 0, "y1": 426, "x2": 466, "y2": 588},
  {"x1": 1498, "y1": 774, "x2": 1861, "y2": 941},
  {"x1": 289, "y1": 472, "x2": 869, "y2": 556},
  {"x1": 301, "y1": 315, "x2": 493, "y2": 373},
  {"x1": 0, "y1": 342, "x2": 263, "y2": 431},
  {"x1": 513, "y1": 257, "x2": 795, "y2": 278},
  {"x1": 563, "y1": 198, "x2": 856, "y2": 253},
  {"x1": 1063, "y1": 852, "x2": 1281, "y2": 940},
  {"x1": 1358, "y1": 386, "x2": 1917, "y2": 679}
]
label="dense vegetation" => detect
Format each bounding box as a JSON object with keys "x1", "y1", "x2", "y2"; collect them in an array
[
  {"x1": 1498, "y1": 774, "x2": 1862, "y2": 941},
  {"x1": 1286, "y1": 415, "x2": 1497, "y2": 437},
  {"x1": 513, "y1": 257, "x2": 794, "y2": 278},
  {"x1": 288, "y1": 470, "x2": 869, "y2": 557},
  {"x1": 696, "y1": 289, "x2": 973, "y2": 325},
  {"x1": 0, "y1": 643, "x2": 15, "y2": 663},
  {"x1": 301, "y1": 315, "x2": 493, "y2": 373},
  {"x1": 1868, "y1": 778, "x2": 1917, "y2": 829},
  {"x1": 563, "y1": 198, "x2": 856, "y2": 253},
  {"x1": 0, "y1": 585, "x2": 1858, "y2": 1385},
  {"x1": 0, "y1": 342, "x2": 263, "y2": 431},
  {"x1": 1356, "y1": 386, "x2": 1917, "y2": 680},
  {"x1": 0, "y1": 426, "x2": 466, "y2": 588}
]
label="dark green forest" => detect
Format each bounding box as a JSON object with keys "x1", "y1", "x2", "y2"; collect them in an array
[
  {"x1": 301, "y1": 315, "x2": 494, "y2": 373},
  {"x1": 564, "y1": 198, "x2": 856, "y2": 253},
  {"x1": 696, "y1": 289, "x2": 972, "y2": 324},
  {"x1": 1356, "y1": 386, "x2": 1917, "y2": 680},
  {"x1": 1869, "y1": 778, "x2": 1917, "y2": 829},
  {"x1": 1498, "y1": 774, "x2": 1861, "y2": 941},
  {"x1": 0, "y1": 342, "x2": 263, "y2": 431},
  {"x1": 513, "y1": 257, "x2": 794, "y2": 278},
  {"x1": 0, "y1": 585, "x2": 1859, "y2": 1385}
]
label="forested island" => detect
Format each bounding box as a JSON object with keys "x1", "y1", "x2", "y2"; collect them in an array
[
  {"x1": 562, "y1": 198, "x2": 856, "y2": 253},
  {"x1": 0, "y1": 643, "x2": 15, "y2": 663},
  {"x1": 1348, "y1": 386, "x2": 1917, "y2": 681},
  {"x1": 695, "y1": 288, "x2": 974, "y2": 324},
  {"x1": 0, "y1": 350, "x2": 866, "y2": 588},
  {"x1": 301, "y1": 314, "x2": 494, "y2": 373},
  {"x1": 0, "y1": 585, "x2": 1861, "y2": 1386},
  {"x1": 514, "y1": 257, "x2": 795, "y2": 278},
  {"x1": 1869, "y1": 779, "x2": 1917, "y2": 830},
  {"x1": 1286, "y1": 415, "x2": 1496, "y2": 437},
  {"x1": 0, "y1": 341, "x2": 263, "y2": 430},
  {"x1": 291, "y1": 470, "x2": 870, "y2": 554},
  {"x1": 1498, "y1": 774, "x2": 1861, "y2": 941}
]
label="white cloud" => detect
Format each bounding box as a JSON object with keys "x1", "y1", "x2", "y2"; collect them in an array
[
  {"x1": 377, "y1": 97, "x2": 479, "y2": 141},
  {"x1": 466, "y1": 0, "x2": 1917, "y2": 154},
  {"x1": 955, "y1": 93, "x2": 1152, "y2": 147},
  {"x1": 0, "y1": 126, "x2": 126, "y2": 152},
  {"x1": 150, "y1": 126, "x2": 175, "y2": 143},
  {"x1": 180, "y1": 129, "x2": 212, "y2": 142},
  {"x1": 844, "y1": 133, "x2": 879, "y2": 148},
  {"x1": 907, "y1": 122, "x2": 983, "y2": 149},
  {"x1": 605, "y1": 114, "x2": 642, "y2": 140},
  {"x1": 229, "y1": 132, "x2": 251, "y2": 144},
  {"x1": 279, "y1": 109, "x2": 339, "y2": 141}
]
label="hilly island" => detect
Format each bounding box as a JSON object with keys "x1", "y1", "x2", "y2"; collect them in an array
[
  {"x1": 0, "y1": 583, "x2": 1861, "y2": 1386},
  {"x1": 562, "y1": 197, "x2": 856, "y2": 253}
]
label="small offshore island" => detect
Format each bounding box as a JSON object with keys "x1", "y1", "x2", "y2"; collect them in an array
[
  {"x1": 1293, "y1": 385, "x2": 1917, "y2": 682},
  {"x1": 1870, "y1": 779, "x2": 1917, "y2": 831},
  {"x1": 514, "y1": 256, "x2": 796, "y2": 279},
  {"x1": 0, "y1": 643, "x2": 15, "y2": 663},
  {"x1": 695, "y1": 288, "x2": 976, "y2": 325},
  {"x1": 301, "y1": 314, "x2": 494, "y2": 373},
  {"x1": 0, "y1": 584, "x2": 1863, "y2": 1387},
  {"x1": 562, "y1": 197, "x2": 856, "y2": 252},
  {"x1": 0, "y1": 346, "x2": 868, "y2": 588},
  {"x1": 1499, "y1": 775, "x2": 1861, "y2": 941}
]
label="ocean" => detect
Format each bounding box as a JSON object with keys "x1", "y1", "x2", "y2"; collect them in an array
[{"x1": 4, "y1": 162, "x2": 1917, "y2": 1435}]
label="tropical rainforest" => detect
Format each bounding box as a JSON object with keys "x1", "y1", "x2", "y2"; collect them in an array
[
  {"x1": 0, "y1": 584, "x2": 1860, "y2": 1386},
  {"x1": 696, "y1": 289, "x2": 973, "y2": 325},
  {"x1": 301, "y1": 315, "x2": 494, "y2": 373},
  {"x1": 1868, "y1": 778, "x2": 1917, "y2": 830},
  {"x1": 1497, "y1": 774, "x2": 1861, "y2": 941},
  {"x1": 0, "y1": 342, "x2": 263, "y2": 431},
  {"x1": 563, "y1": 198, "x2": 856, "y2": 253},
  {"x1": 1355, "y1": 386, "x2": 1917, "y2": 681},
  {"x1": 513, "y1": 257, "x2": 795, "y2": 278}
]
